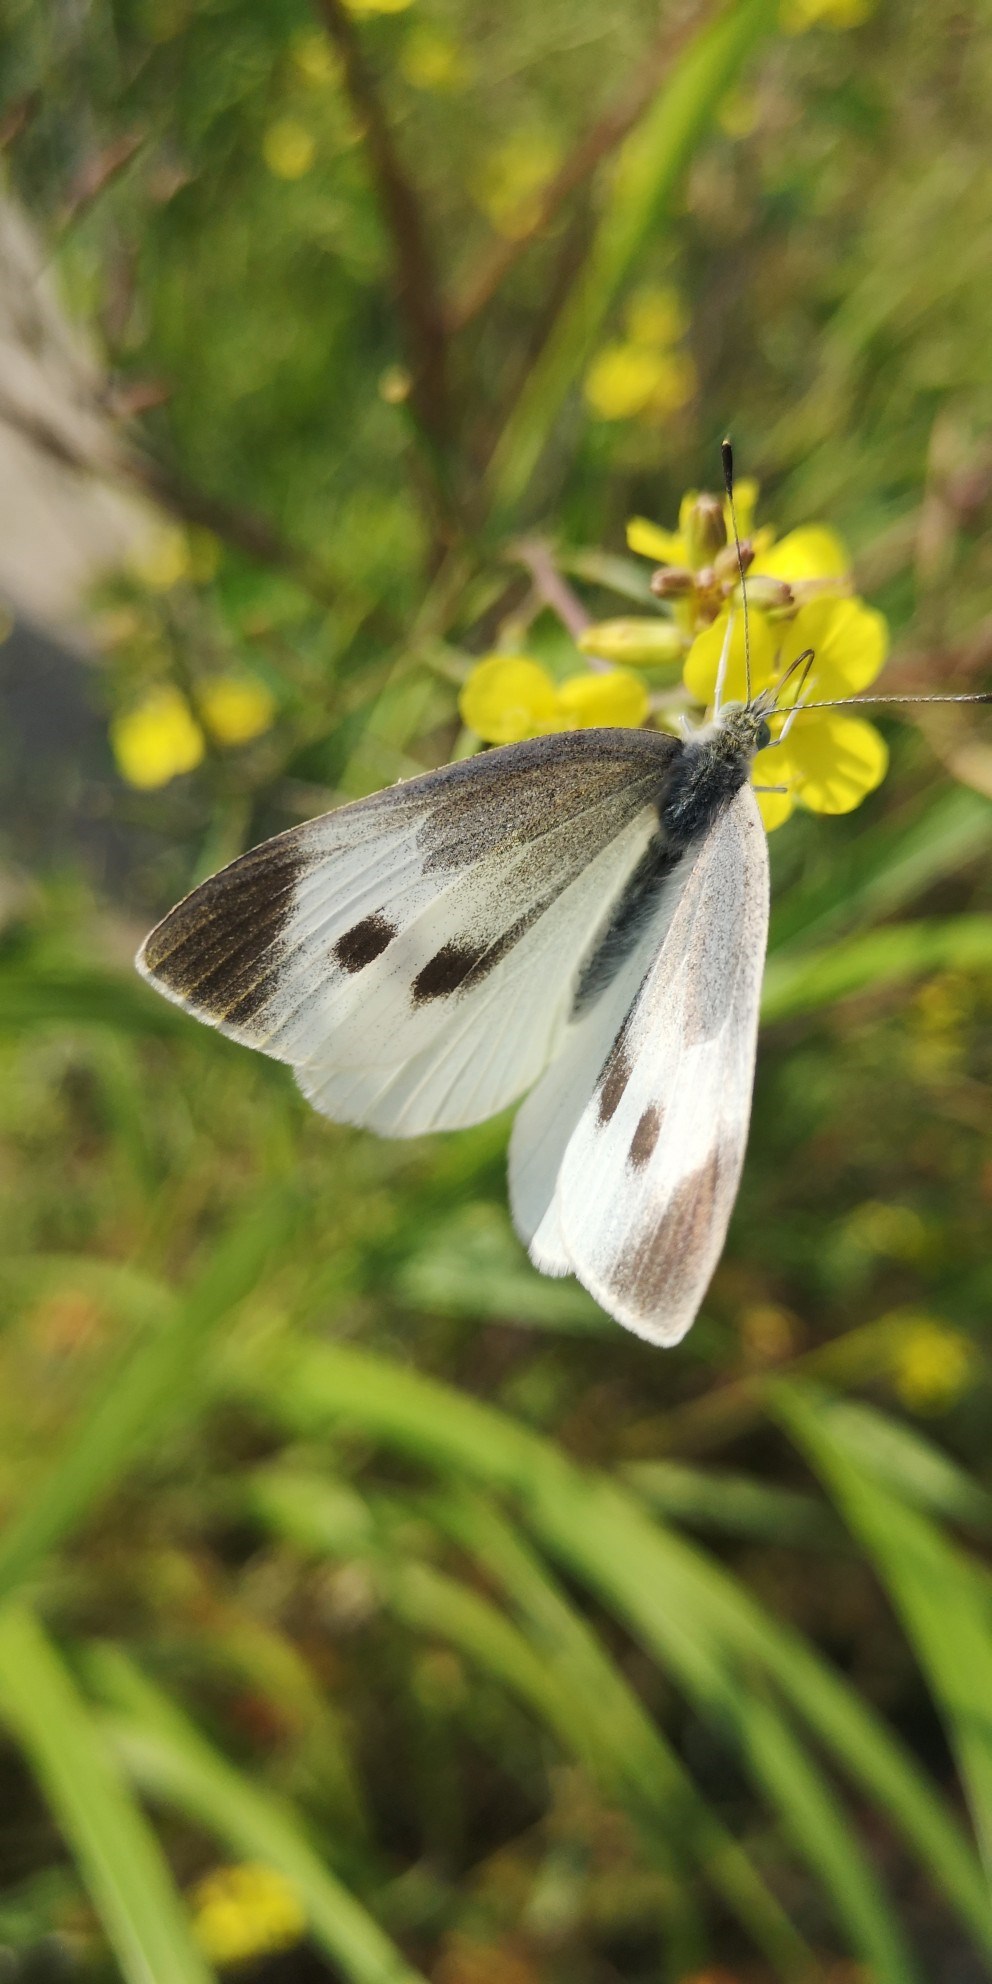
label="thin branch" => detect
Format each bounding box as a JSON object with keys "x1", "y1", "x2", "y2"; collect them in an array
[
  {"x1": 512, "y1": 538, "x2": 591, "y2": 640},
  {"x1": 313, "y1": 0, "x2": 453, "y2": 463},
  {"x1": 446, "y1": 0, "x2": 712, "y2": 335}
]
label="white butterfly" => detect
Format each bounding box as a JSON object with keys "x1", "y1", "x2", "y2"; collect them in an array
[{"x1": 137, "y1": 690, "x2": 776, "y2": 1347}]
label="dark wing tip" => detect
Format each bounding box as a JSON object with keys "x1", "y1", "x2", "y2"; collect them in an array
[{"x1": 136, "y1": 837, "x2": 307, "y2": 1028}]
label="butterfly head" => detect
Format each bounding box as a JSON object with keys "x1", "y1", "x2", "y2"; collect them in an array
[{"x1": 710, "y1": 699, "x2": 774, "y2": 759}]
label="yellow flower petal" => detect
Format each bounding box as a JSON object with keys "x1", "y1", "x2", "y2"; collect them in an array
[
  {"x1": 199, "y1": 676, "x2": 276, "y2": 746},
  {"x1": 555, "y1": 668, "x2": 650, "y2": 729},
  {"x1": 753, "y1": 525, "x2": 849, "y2": 583},
  {"x1": 789, "y1": 594, "x2": 888, "y2": 699},
  {"x1": 626, "y1": 516, "x2": 684, "y2": 563},
  {"x1": 754, "y1": 785, "x2": 795, "y2": 831},
  {"x1": 111, "y1": 687, "x2": 205, "y2": 789},
  {"x1": 785, "y1": 712, "x2": 888, "y2": 813},
  {"x1": 682, "y1": 609, "x2": 779, "y2": 708},
  {"x1": 459, "y1": 655, "x2": 558, "y2": 744}
]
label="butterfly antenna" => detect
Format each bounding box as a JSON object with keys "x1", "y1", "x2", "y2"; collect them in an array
[
  {"x1": 795, "y1": 692, "x2": 992, "y2": 712},
  {"x1": 722, "y1": 437, "x2": 751, "y2": 703}
]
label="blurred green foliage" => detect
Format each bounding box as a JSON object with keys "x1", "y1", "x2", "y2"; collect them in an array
[{"x1": 2, "y1": 0, "x2": 992, "y2": 1980}]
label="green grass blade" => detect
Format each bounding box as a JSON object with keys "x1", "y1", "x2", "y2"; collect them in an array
[
  {"x1": 486, "y1": 0, "x2": 778, "y2": 518},
  {"x1": 0, "y1": 1197, "x2": 297, "y2": 1606},
  {"x1": 762, "y1": 915, "x2": 992, "y2": 1022},
  {"x1": 0, "y1": 1606, "x2": 214, "y2": 1984},
  {"x1": 230, "y1": 1343, "x2": 991, "y2": 1961},
  {"x1": 86, "y1": 1644, "x2": 430, "y2": 1984},
  {"x1": 248, "y1": 1465, "x2": 811, "y2": 1978},
  {"x1": 768, "y1": 785, "x2": 992, "y2": 954},
  {"x1": 775, "y1": 1382, "x2": 992, "y2": 1878}
]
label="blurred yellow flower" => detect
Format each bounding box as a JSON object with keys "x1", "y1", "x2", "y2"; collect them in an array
[
  {"x1": 345, "y1": 0, "x2": 414, "y2": 12},
  {"x1": 263, "y1": 119, "x2": 316, "y2": 180},
  {"x1": 585, "y1": 343, "x2": 696, "y2": 422},
  {"x1": 781, "y1": 0, "x2": 875, "y2": 31},
  {"x1": 625, "y1": 284, "x2": 689, "y2": 347},
  {"x1": 111, "y1": 686, "x2": 205, "y2": 789},
  {"x1": 131, "y1": 525, "x2": 192, "y2": 592},
  {"x1": 199, "y1": 675, "x2": 276, "y2": 745},
  {"x1": 459, "y1": 653, "x2": 648, "y2": 743},
  {"x1": 585, "y1": 284, "x2": 695, "y2": 425},
  {"x1": 291, "y1": 28, "x2": 341, "y2": 85},
  {"x1": 891, "y1": 1320, "x2": 975, "y2": 1414},
  {"x1": 191, "y1": 1863, "x2": 306, "y2": 1965},
  {"x1": 472, "y1": 131, "x2": 560, "y2": 239},
  {"x1": 400, "y1": 26, "x2": 471, "y2": 90}
]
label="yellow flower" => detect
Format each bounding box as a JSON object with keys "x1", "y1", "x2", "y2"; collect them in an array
[
  {"x1": 400, "y1": 26, "x2": 470, "y2": 90},
  {"x1": 584, "y1": 343, "x2": 695, "y2": 422},
  {"x1": 191, "y1": 1863, "x2": 306, "y2": 1966},
  {"x1": 556, "y1": 668, "x2": 649, "y2": 729},
  {"x1": 345, "y1": 0, "x2": 414, "y2": 12},
  {"x1": 199, "y1": 675, "x2": 276, "y2": 745},
  {"x1": 111, "y1": 687, "x2": 205, "y2": 789},
  {"x1": 291, "y1": 28, "x2": 341, "y2": 85},
  {"x1": 472, "y1": 131, "x2": 560, "y2": 239},
  {"x1": 459, "y1": 654, "x2": 648, "y2": 743},
  {"x1": 459, "y1": 656, "x2": 559, "y2": 744},
  {"x1": 624, "y1": 284, "x2": 689, "y2": 347},
  {"x1": 891, "y1": 1320, "x2": 975, "y2": 1414},
  {"x1": 627, "y1": 480, "x2": 762, "y2": 568},
  {"x1": 679, "y1": 516, "x2": 889, "y2": 830},
  {"x1": 780, "y1": 0, "x2": 876, "y2": 31},
  {"x1": 263, "y1": 119, "x2": 316, "y2": 180},
  {"x1": 131, "y1": 525, "x2": 193, "y2": 592}
]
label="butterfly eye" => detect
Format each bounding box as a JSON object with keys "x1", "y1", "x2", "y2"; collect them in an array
[{"x1": 755, "y1": 719, "x2": 772, "y2": 750}]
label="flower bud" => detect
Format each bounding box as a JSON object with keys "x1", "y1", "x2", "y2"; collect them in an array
[
  {"x1": 737, "y1": 575, "x2": 795, "y2": 615},
  {"x1": 650, "y1": 565, "x2": 695, "y2": 598},
  {"x1": 578, "y1": 618, "x2": 686, "y2": 667},
  {"x1": 684, "y1": 492, "x2": 726, "y2": 568},
  {"x1": 714, "y1": 540, "x2": 754, "y2": 581}
]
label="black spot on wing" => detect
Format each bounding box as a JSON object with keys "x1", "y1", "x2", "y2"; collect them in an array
[
  {"x1": 139, "y1": 837, "x2": 305, "y2": 1025},
  {"x1": 630, "y1": 1103, "x2": 663, "y2": 1170},
  {"x1": 596, "y1": 1019, "x2": 633, "y2": 1125},
  {"x1": 412, "y1": 939, "x2": 493, "y2": 1003},
  {"x1": 333, "y1": 913, "x2": 396, "y2": 973}
]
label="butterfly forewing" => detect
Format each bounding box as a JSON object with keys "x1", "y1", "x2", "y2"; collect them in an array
[
  {"x1": 529, "y1": 783, "x2": 769, "y2": 1343},
  {"x1": 138, "y1": 729, "x2": 681, "y2": 1136}
]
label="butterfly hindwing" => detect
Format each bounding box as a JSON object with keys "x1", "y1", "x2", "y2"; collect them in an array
[
  {"x1": 137, "y1": 729, "x2": 682, "y2": 1136},
  {"x1": 513, "y1": 783, "x2": 769, "y2": 1341}
]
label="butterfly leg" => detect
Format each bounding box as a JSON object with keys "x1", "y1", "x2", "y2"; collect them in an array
[{"x1": 713, "y1": 609, "x2": 736, "y2": 714}]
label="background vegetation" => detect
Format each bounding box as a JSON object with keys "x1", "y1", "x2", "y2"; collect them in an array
[{"x1": 1, "y1": 0, "x2": 992, "y2": 1978}]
